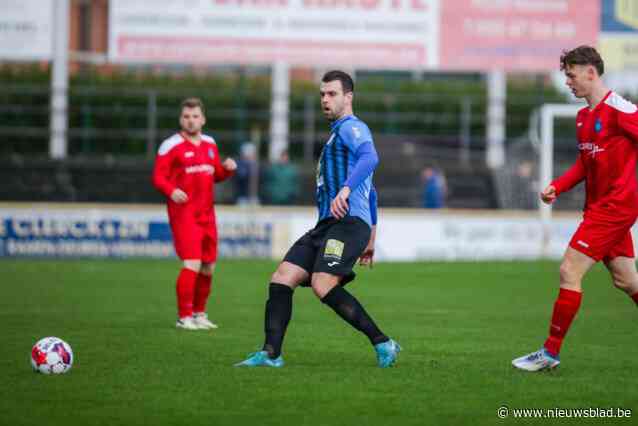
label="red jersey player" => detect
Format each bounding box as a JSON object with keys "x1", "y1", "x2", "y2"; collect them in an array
[
  {"x1": 513, "y1": 46, "x2": 638, "y2": 371},
  {"x1": 152, "y1": 98, "x2": 237, "y2": 330}
]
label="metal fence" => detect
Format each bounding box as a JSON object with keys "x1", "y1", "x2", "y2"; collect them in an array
[
  {"x1": 0, "y1": 81, "x2": 565, "y2": 161},
  {"x1": 0, "y1": 79, "x2": 584, "y2": 209}
]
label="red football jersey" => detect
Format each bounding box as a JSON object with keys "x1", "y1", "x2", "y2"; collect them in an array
[
  {"x1": 152, "y1": 132, "x2": 233, "y2": 224},
  {"x1": 553, "y1": 91, "x2": 638, "y2": 219}
]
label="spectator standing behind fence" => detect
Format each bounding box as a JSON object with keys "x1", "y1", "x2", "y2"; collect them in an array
[
  {"x1": 514, "y1": 161, "x2": 537, "y2": 210},
  {"x1": 262, "y1": 150, "x2": 299, "y2": 205},
  {"x1": 421, "y1": 167, "x2": 447, "y2": 208},
  {"x1": 235, "y1": 143, "x2": 258, "y2": 205}
]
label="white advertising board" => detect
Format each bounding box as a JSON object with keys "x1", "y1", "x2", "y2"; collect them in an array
[
  {"x1": 109, "y1": 0, "x2": 440, "y2": 69},
  {"x1": 0, "y1": 0, "x2": 53, "y2": 61}
]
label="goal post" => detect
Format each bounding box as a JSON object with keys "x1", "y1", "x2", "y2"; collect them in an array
[{"x1": 538, "y1": 104, "x2": 581, "y2": 257}]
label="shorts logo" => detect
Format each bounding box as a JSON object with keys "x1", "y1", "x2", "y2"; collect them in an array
[
  {"x1": 327, "y1": 261, "x2": 340, "y2": 267},
  {"x1": 577, "y1": 240, "x2": 589, "y2": 248},
  {"x1": 324, "y1": 239, "x2": 344, "y2": 260}
]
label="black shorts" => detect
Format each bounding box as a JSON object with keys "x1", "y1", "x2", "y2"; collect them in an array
[{"x1": 283, "y1": 216, "x2": 371, "y2": 287}]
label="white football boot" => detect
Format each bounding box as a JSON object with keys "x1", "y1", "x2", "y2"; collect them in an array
[
  {"x1": 193, "y1": 312, "x2": 218, "y2": 329},
  {"x1": 512, "y1": 348, "x2": 560, "y2": 372},
  {"x1": 176, "y1": 316, "x2": 199, "y2": 330}
]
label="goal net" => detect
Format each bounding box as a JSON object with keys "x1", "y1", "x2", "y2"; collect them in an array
[{"x1": 494, "y1": 103, "x2": 584, "y2": 256}]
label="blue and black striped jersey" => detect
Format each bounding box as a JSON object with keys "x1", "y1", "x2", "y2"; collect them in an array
[{"x1": 316, "y1": 115, "x2": 378, "y2": 227}]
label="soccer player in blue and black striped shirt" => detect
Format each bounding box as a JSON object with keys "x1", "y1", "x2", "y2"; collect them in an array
[{"x1": 236, "y1": 71, "x2": 400, "y2": 368}]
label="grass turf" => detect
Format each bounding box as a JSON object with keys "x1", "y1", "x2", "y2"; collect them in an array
[{"x1": 1, "y1": 259, "x2": 636, "y2": 425}]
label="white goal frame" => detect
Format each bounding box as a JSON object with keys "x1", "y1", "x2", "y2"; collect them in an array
[{"x1": 538, "y1": 104, "x2": 581, "y2": 257}]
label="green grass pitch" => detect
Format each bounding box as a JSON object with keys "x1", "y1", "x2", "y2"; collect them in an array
[{"x1": 1, "y1": 259, "x2": 636, "y2": 425}]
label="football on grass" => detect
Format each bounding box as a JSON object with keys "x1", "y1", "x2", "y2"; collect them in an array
[{"x1": 31, "y1": 337, "x2": 73, "y2": 375}]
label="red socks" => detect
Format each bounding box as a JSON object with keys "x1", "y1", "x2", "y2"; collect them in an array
[
  {"x1": 544, "y1": 288, "x2": 582, "y2": 357},
  {"x1": 176, "y1": 269, "x2": 214, "y2": 318},
  {"x1": 176, "y1": 268, "x2": 198, "y2": 318},
  {"x1": 632, "y1": 292, "x2": 638, "y2": 306},
  {"x1": 193, "y1": 273, "x2": 213, "y2": 314}
]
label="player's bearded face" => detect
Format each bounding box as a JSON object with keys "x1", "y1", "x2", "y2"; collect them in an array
[
  {"x1": 320, "y1": 80, "x2": 352, "y2": 121},
  {"x1": 564, "y1": 65, "x2": 592, "y2": 99},
  {"x1": 180, "y1": 107, "x2": 206, "y2": 136}
]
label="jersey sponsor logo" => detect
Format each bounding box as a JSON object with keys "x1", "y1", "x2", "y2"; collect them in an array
[
  {"x1": 578, "y1": 142, "x2": 606, "y2": 158},
  {"x1": 184, "y1": 151, "x2": 194, "y2": 158},
  {"x1": 324, "y1": 239, "x2": 344, "y2": 260},
  {"x1": 185, "y1": 164, "x2": 215, "y2": 174},
  {"x1": 577, "y1": 240, "x2": 589, "y2": 248}
]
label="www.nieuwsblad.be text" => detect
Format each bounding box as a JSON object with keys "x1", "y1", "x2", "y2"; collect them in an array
[{"x1": 497, "y1": 406, "x2": 632, "y2": 419}]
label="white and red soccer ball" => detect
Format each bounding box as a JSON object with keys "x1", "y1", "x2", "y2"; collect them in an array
[{"x1": 31, "y1": 337, "x2": 73, "y2": 375}]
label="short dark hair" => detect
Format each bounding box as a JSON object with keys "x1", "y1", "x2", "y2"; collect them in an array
[
  {"x1": 560, "y1": 45, "x2": 604, "y2": 76},
  {"x1": 322, "y1": 70, "x2": 354, "y2": 94},
  {"x1": 181, "y1": 97, "x2": 205, "y2": 115}
]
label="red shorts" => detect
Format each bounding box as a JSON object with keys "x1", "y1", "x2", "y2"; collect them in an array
[
  {"x1": 569, "y1": 216, "x2": 635, "y2": 262},
  {"x1": 170, "y1": 219, "x2": 218, "y2": 263}
]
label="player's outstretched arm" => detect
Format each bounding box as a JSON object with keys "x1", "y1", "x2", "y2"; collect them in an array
[
  {"x1": 359, "y1": 225, "x2": 376, "y2": 268},
  {"x1": 332, "y1": 139, "x2": 378, "y2": 220},
  {"x1": 212, "y1": 150, "x2": 237, "y2": 182},
  {"x1": 549, "y1": 154, "x2": 586, "y2": 199},
  {"x1": 359, "y1": 187, "x2": 378, "y2": 267}
]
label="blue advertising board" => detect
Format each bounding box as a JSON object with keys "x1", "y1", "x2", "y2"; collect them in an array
[{"x1": 0, "y1": 208, "x2": 273, "y2": 259}]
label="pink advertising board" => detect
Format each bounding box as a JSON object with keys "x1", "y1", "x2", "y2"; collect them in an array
[
  {"x1": 110, "y1": 0, "x2": 602, "y2": 71},
  {"x1": 440, "y1": 0, "x2": 600, "y2": 71}
]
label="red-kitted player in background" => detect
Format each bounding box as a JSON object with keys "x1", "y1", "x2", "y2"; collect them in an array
[{"x1": 153, "y1": 98, "x2": 236, "y2": 330}]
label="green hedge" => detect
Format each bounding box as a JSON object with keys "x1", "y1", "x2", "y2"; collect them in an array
[{"x1": 0, "y1": 65, "x2": 570, "y2": 156}]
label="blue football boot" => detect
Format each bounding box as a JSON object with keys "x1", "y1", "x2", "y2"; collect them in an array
[
  {"x1": 234, "y1": 351, "x2": 284, "y2": 367},
  {"x1": 374, "y1": 339, "x2": 401, "y2": 368}
]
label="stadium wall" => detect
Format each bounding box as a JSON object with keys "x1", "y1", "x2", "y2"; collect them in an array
[{"x1": 0, "y1": 203, "x2": 612, "y2": 261}]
